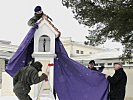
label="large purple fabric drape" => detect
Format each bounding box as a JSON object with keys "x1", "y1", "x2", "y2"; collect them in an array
[
  {"x1": 5, "y1": 27, "x2": 36, "y2": 77},
  {"x1": 5, "y1": 27, "x2": 108, "y2": 100},
  {"x1": 54, "y1": 38, "x2": 109, "y2": 100}
]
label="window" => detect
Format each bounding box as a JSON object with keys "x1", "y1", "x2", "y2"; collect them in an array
[
  {"x1": 76, "y1": 50, "x2": 79, "y2": 54},
  {"x1": 129, "y1": 62, "x2": 133, "y2": 64},
  {"x1": 99, "y1": 63, "x2": 104, "y2": 66},
  {"x1": 5, "y1": 59, "x2": 9, "y2": 66},
  {"x1": 3, "y1": 59, "x2": 9, "y2": 72},
  {"x1": 81, "y1": 51, "x2": 84, "y2": 54},
  {"x1": 89, "y1": 52, "x2": 92, "y2": 54},
  {"x1": 107, "y1": 63, "x2": 112, "y2": 65},
  {"x1": 122, "y1": 62, "x2": 125, "y2": 65}
]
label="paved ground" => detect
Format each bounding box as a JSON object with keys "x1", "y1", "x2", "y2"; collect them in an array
[
  {"x1": 0, "y1": 96, "x2": 58, "y2": 100},
  {"x1": 0, "y1": 89, "x2": 132, "y2": 100},
  {"x1": 0, "y1": 96, "x2": 18, "y2": 100},
  {"x1": 0, "y1": 89, "x2": 59, "y2": 100},
  {"x1": 0, "y1": 96, "x2": 56, "y2": 100}
]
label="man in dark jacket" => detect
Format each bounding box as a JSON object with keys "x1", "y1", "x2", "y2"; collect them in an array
[
  {"x1": 88, "y1": 60, "x2": 104, "y2": 72},
  {"x1": 28, "y1": 6, "x2": 52, "y2": 27},
  {"x1": 13, "y1": 61, "x2": 48, "y2": 100},
  {"x1": 106, "y1": 63, "x2": 127, "y2": 100}
]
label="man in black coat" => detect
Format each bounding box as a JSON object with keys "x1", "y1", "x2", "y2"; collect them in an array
[
  {"x1": 13, "y1": 61, "x2": 48, "y2": 100},
  {"x1": 88, "y1": 60, "x2": 104, "y2": 72},
  {"x1": 106, "y1": 63, "x2": 127, "y2": 100}
]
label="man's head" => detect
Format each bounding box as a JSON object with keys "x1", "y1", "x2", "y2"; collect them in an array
[
  {"x1": 88, "y1": 60, "x2": 95, "y2": 69},
  {"x1": 113, "y1": 63, "x2": 122, "y2": 70},
  {"x1": 32, "y1": 61, "x2": 42, "y2": 72},
  {"x1": 34, "y1": 6, "x2": 43, "y2": 15}
]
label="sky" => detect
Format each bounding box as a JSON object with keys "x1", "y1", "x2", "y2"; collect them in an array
[{"x1": 0, "y1": 0, "x2": 123, "y2": 49}]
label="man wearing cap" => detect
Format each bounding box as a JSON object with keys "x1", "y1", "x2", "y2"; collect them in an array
[
  {"x1": 28, "y1": 6, "x2": 52, "y2": 27},
  {"x1": 88, "y1": 60, "x2": 104, "y2": 72},
  {"x1": 13, "y1": 61, "x2": 48, "y2": 100}
]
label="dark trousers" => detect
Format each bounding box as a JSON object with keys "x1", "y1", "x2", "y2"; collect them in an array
[
  {"x1": 15, "y1": 93, "x2": 32, "y2": 100},
  {"x1": 109, "y1": 95, "x2": 124, "y2": 100},
  {"x1": 109, "y1": 98, "x2": 124, "y2": 100}
]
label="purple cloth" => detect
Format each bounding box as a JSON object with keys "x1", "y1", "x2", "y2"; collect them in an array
[
  {"x1": 5, "y1": 27, "x2": 36, "y2": 77},
  {"x1": 5, "y1": 27, "x2": 108, "y2": 100},
  {"x1": 54, "y1": 38, "x2": 109, "y2": 100}
]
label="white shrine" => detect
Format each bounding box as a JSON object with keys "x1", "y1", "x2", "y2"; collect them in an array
[{"x1": 32, "y1": 17, "x2": 60, "y2": 100}]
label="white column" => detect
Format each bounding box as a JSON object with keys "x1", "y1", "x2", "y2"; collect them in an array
[{"x1": 49, "y1": 59, "x2": 54, "y2": 93}]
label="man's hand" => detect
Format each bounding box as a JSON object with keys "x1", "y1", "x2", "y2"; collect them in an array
[
  {"x1": 45, "y1": 77, "x2": 48, "y2": 82},
  {"x1": 42, "y1": 73, "x2": 48, "y2": 82}
]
